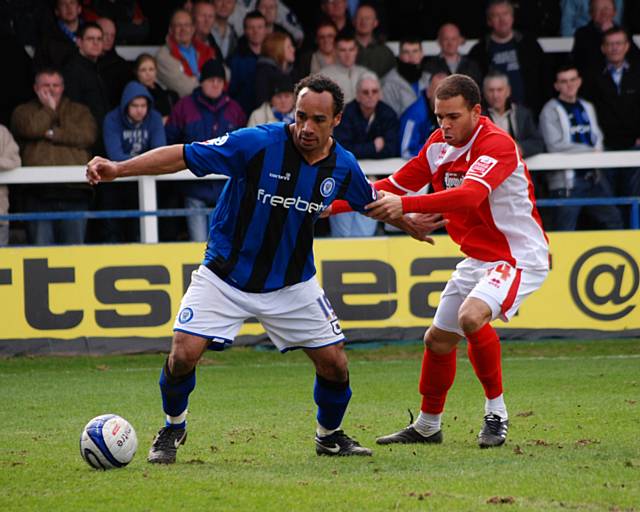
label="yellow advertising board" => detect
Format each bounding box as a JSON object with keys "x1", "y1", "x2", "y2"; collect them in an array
[{"x1": 1, "y1": 231, "x2": 639, "y2": 341}]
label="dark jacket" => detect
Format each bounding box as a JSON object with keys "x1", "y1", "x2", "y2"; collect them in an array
[
  {"x1": 572, "y1": 21, "x2": 640, "y2": 77},
  {"x1": 63, "y1": 52, "x2": 111, "y2": 129},
  {"x1": 165, "y1": 87, "x2": 246, "y2": 202},
  {"x1": 103, "y1": 81, "x2": 166, "y2": 161},
  {"x1": 34, "y1": 17, "x2": 78, "y2": 69},
  {"x1": 143, "y1": 81, "x2": 179, "y2": 119},
  {"x1": 228, "y1": 36, "x2": 260, "y2": 117},
  {"x1": 333, "y1": 99, "x2": 399, "y2": 159},
  {"x1": 254, "y1": 57, "x2": 296, "y2": 108},
  {"x1": 485, "y1": 102, "x2": 545, "y2": 158},
  {"x1": 98, "y1": 48, "x2": 133, "y2": 109},
  {"x1": 582, "y1": 62, "x2": 640, "y2": 150},
  {"x1": 468, "y1": 30, "x2": 551, "y2": 115}
]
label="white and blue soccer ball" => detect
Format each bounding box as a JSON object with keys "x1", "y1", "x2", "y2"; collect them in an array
[{"x1": 80, "y1": 414, "x2": 138, "y2": 470}]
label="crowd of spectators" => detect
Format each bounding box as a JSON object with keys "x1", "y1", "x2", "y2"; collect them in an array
[{"x1": 1, "y1": 0, "x2": 640, "y2": 244}]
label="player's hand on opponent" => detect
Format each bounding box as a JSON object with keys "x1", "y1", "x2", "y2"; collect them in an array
[
  {"x1": 319, "y1": 204, "x2": 332, "y2": 218},
  {"x1": 86, "y1": 157, "x2": 119, "y2": 185},
  {"x1": 365, "y1": 190, "x2": 404, "y2": 221},
  {"x1": 403, "y1": 213, "x2": 448, "y2": 244}
]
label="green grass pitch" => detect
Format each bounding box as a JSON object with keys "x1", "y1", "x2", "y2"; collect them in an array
[{"x1": 1, "y1": 339, "x2": 639, "y2": 511}]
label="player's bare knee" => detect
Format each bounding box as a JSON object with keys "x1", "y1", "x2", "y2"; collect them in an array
[
  {"x1": 424, "y1": 327, "x2": 458, "y2": 354},
  {"x1": 458, "y1": 299, "x2": 492, "y2": 335},
  {"x1": 168, "y1": 334, "x2": 203, "y2": 375}
]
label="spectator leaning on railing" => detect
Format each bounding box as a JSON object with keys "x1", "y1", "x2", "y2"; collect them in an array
[
  {"x1": 10, "y1": 68, "x2": 97, "y2": 245},
  {"x1": 0, "y1": 125, "x2": 21, "y2": 246}
]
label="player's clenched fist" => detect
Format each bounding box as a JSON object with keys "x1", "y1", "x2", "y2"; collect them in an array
[{"x1": 86, "y1": 156, "x2": 119, "y2": 185}]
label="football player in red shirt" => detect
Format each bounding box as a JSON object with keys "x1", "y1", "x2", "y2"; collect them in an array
[{"x1": 366, "y1": 74, "x2": 549, "y2": 448}]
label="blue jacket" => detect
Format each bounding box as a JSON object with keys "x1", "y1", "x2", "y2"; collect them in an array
[
  {"x1": 399, "y1": 92, "x2": 437, "y2": 159},
  {"x1": 333, "y1": 100, "x2": 399, "y2": 159},
  {"x1": 103, "y1": 81, "x2": 166, "y2": 162},
  {"x1": 166, "y1": 87, "x2": 246, "y2": 202}
]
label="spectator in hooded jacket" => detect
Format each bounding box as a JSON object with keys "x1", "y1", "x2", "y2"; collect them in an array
[
  {"x1": 101, "y1": 81, "x2": 166, "y2": 242},
  {"x1": 166, "y1": 59, "x2": 246, "y2": 242}
]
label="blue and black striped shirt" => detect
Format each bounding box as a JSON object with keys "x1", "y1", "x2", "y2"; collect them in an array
[{"x1": 184, "y1": 122, "x2": 377, "y2": 293}]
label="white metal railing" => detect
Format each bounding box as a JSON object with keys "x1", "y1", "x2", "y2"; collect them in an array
[
  {"x1": 2, "y1": 150, "x2": 638, "y2": 243},
  {"x1": 23, "y1": 35, "x2": 640, "y2": 63}
]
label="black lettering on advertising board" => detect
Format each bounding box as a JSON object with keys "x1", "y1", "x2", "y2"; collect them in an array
[
  {"x1": 24, "y1": 259, "x2": 83, "y2": 330},
  {"x1": 322, "y1": 260, "x2": 397, "y2": 320},
  {"x1": 570, "y1": 246, "x2": 639, "y2": 320},
  {"x1": 95, "y1": 266, "x2": 171, "y2": 327},
  {"x1": 409, "y1": 257, "x2": 462, "y2": 318}
]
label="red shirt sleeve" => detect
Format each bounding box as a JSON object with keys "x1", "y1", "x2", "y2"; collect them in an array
[
  {"x1": 401, "y1": 179, "x2": 488, "y2": 213},
  {"x1": 463, "y1": 133, "x2": 520, "y2": 192}
]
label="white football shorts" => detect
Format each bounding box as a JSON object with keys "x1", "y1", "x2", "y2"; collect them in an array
[
  {"x1": 433, "y1": 258, "x2": 548, "y2": 336},
  {"x1": 173, "y1": 265, "x2": 345, "y2": 352}
]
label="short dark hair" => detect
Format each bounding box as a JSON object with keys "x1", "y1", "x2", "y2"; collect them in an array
[
  {"x1": 335, "y1": 29, "x2": 356, "y2": 45},
  {"x1": 77, "y1": 22, "x2": 102, "y2": 39},
  {"x1": 294, "y1": 74, "x2": 345, "y2": 116},
  {"x1": 554, "y1": 61, "x2": 580, "y2": 79},
  {"x1": 602, "y1": 26, "x2": 628, "y2": 43},
  {"x1": 486, "y1": 0, "x2": 513, "y2": 15},
  {"x1": 399, "y1": 37, "x2": 422, "y2": 50},
  {"x1": 35, "y1": 67, "x2": 64, "y2": 83},
  {"x1": 435, "y1": 74, "x2": 481, "y2": 109},
  {"x1": 244, "y1": 9, "x2": 266, "y2": 25}
]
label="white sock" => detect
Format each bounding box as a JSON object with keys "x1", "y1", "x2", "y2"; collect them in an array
[
  {"x1": 486, "y1": 394, "x2": 508, "y2": 420},
  {"x1": 166, "y1": 409, "x2": 187, "y2": 426},
  {"x1": 414, "y1": 411, "x2": 442, "y2": 437},
  {"x1": 316, "y1": 422, "x2": 338, "y2": 438}
]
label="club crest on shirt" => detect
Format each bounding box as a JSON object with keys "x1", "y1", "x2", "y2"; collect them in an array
[
  {"x1": 178, "y1": 307, "x2": 194, "y2": 323},
  {"x1": 467, "y1": 155, "x2": 497, "y2": 178},
  {"x1": 205, "y1": 134, "x2": 229, "y2": 146},
  {"x1": 320, "y1": 177, "x2": 336, "y2": 197}
]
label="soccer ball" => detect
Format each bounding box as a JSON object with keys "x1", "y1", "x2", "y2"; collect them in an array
[{"x1": 80, "y1": 414, "x2": 138, "y2": 470}]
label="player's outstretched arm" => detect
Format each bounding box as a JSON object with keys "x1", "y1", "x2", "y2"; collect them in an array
[{"x1": 86, "y1": 144, "x2": 186, "y2": 185}]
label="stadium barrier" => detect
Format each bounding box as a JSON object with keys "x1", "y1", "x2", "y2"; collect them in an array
[
  {"x1": 0, "y1": 231, "x2": 638, "y2": 355},
  {"x1": 63, "y1": 35, "x2": 640, "y2": 63},
  {"x1": 2, "y1": 150, "x2": 639, "y2": 242}
]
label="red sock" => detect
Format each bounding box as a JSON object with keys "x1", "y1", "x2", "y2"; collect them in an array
[
  {"x1": 419, "y1": 347, "x2": 457, "y2": 414},
  {"x1": 466, "y1": 324, "x2": 503, "y2": 399}
]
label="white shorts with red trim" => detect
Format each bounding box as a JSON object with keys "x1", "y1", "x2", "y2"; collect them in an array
[
  {"x1": 173, "y1": 265, "x2": 345, "y2": 352},
  {"x1": 432, "y1": 258, "x2": 548, "y2": 336}
]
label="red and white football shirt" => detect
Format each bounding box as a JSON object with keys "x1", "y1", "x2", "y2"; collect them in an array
[{"x1": 378, "y1": 116, "x2": 549, "y2": 270}]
